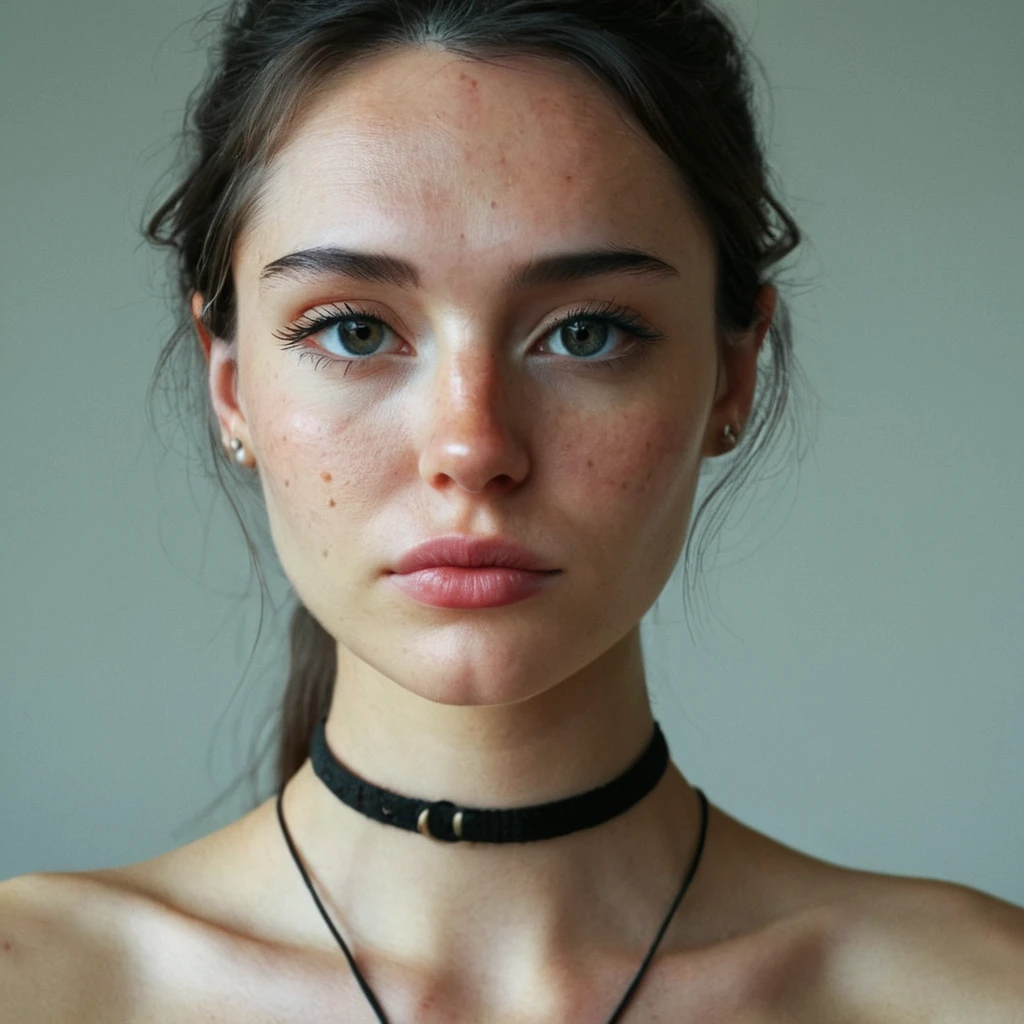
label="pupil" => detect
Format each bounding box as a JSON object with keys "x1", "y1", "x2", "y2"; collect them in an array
[
  {"x1": 563, "y1": 319, "x2": 607, "y2": 357},
  {"x1": 341, "y1": 319, "x2": 382, "y2": 356}
]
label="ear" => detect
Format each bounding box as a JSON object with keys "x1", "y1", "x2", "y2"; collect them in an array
[
  {"x1": 702, "y1": 285, "x2": 777, "y2": 458},
  {"x1": 191, "y1": 292, "x2": 255, "y2": 467}
]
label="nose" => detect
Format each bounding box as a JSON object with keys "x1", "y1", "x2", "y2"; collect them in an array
[{"x1": 417, "y1": 347, "x2": 531, "y2": 495}]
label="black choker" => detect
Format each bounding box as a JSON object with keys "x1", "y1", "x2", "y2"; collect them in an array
[{"x1": 309, "y1": 718, "x2": 670, "y2": 844}]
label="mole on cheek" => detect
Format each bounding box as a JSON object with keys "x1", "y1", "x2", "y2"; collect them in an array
[
  {"x1": 329, "y1": 499, "x2": 336, "y2": 508},
  {"x1": 321, "y1": 472, "x2": 333, "y2": 483},
  {"x1": 322, "y1": 550, "x2": 329, "y2": 559}
]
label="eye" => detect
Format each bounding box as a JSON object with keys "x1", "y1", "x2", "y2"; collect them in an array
[
  {"x1": 546, "y1": 317, "x2": 619, "y2": 359},
  {"x1": 274, "y1": 300, "x2": 664, "y2": 373},
  {"x1": 540, "y1": 303, "x2": 665, "y2": 366},
  {"x1": 273, "y1": 303, "x2": 400, "y2": 359},
  {"x1": 324, "y1": 316, "x2": 390, "y2": 357}
]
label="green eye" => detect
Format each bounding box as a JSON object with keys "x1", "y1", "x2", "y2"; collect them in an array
[
  {"x1": 274, "y1": 303, "x2": 398, "y2": 361},
  {"x1": 333, "y1": 317, "x2": 388, "y2": 357},
  {"x1": 556, "y1": 319, "x2": 612, "y2": 358}
]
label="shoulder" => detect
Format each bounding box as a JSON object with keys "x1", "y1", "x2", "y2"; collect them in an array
[
  {"x1": 819, "y1": 876, "x2": 1024, "y2": 1022},
  {"x1": 684, "y1": 802, "x2": 1024, "y2": 1021},
  {"x1": 0, "y1": 862, "x2": 255, "y2": 1023},
  {"x1": 0, "y1": 870, "x2": 139, "y2": 1023},
  {"x1": 0, "y1": 803, "x2": 306, "y2": 1023}
]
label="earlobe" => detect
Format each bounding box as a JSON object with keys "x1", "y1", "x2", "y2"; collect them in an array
[
  {"x1": 191, "y1": 293, "x2": 255, "y2": 467},
  {"x1": 704, "y1": 284, "x2": 777, "y2": 458}
]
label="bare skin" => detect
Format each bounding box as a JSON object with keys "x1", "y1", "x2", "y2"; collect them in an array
[
  {"x1": 3, "y1": 45, "x2": 1022, "y2": 1022},
  {"x1": 2, "y1": 797, "x2": 1023, "y2": 1022}
]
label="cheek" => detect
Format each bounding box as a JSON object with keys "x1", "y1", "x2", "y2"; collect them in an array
[
  {"x1": 568, "y1": 407, "x2": 704, "y2": 510},
  {"x1": 251, "y1": 390, "x2": 400, "y2": 546},
  {"x1": 570, "y1": 408, "x2": 705, "y2": 590}
]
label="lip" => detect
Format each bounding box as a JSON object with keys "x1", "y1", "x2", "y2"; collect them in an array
[
  {"x1": 388, "y1": 535, "x2": 561, "y2": 609},
  {"x1": 392, "y1": 535, "x2": 558, "y2": 575}
]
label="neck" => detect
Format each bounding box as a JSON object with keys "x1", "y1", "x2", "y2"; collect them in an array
[{"x1": 279, "y1": 628, "x2": 704, "y2": 996}]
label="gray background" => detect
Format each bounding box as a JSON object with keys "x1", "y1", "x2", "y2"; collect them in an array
[{"x1": 2, "y1": 1, "x2": 1022, "y2": 904}]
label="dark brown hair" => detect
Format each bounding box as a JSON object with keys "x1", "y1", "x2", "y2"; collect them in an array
[{"x1": 145, "y1": 0, "x2": 805, "y2": 815}]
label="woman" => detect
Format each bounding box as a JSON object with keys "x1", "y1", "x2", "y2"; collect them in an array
[{"x1": 2, "y1": 0, "x2": 1022, "y2": 1020}]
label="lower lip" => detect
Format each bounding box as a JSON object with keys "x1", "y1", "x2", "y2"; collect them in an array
[{"x1": 388, "y1": 567, "x2": 560, "y2": 609}]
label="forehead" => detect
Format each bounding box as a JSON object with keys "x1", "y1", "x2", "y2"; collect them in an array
[{"x1": 238, "y1": 46, "x2": 711, "y2": 286}]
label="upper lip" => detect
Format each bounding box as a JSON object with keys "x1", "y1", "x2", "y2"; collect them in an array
[{"x1": 393, "y1": 535, "x2": 559, "y2": 574}]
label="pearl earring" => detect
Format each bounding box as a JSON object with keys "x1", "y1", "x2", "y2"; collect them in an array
[
  {"x1": 722, "y1": 424, "x2": 740, "y2": 447},
  {"x1": 228, "y1": 437, "x2": 248, "y2": 465}
]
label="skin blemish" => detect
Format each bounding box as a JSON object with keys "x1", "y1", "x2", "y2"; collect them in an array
[
  {"x1": 322, "y1": 550, "x2": 330, "y2": 559},
  {"x1": 329, "y1": 500, "x2": 337, "y2": 508},
  {"x1": 284, "y1": 480, "x2": 290, "y2": 488},
  {"x1": 321, "y1": 472, "x2": 333, "y2": 483}
]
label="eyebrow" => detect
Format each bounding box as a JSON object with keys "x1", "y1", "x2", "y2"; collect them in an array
[{"x1": 258, "y1": 245, "x2": 679, "y2": 292}]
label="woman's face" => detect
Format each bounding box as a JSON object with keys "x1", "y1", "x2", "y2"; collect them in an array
[{"x1": 204, "y1": 47, "x2": 762, "y2": 707}]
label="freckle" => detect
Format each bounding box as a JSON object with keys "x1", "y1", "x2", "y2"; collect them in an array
[
  {"x1": 284, "y1": 480, "x2": 290, "y2": 488},
  {"x1": 586, "y1": 459, "x2": 594, "y2": 469},
  {"x1": 321, "y1": 472, "x2": 333, "y2": 483},
  {"x1": 565, "y1": 174, "x2": 574, "y2": 182},
  {"x1": 322, "y1": 550, "x2": 329, "y2": 559},
  {"x1": 329, "y1": 499, "x2": 336, "y2": 508},
  {"x1": 491, "y1": 200, "x2": 497, "y2": 209},
  {"x1": 2, "y1": 940, "x2": 11, "y2": 952}
]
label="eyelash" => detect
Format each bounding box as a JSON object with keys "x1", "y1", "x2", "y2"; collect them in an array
[{"x1": 272, "y1": 300, "x2": 664, "y2": 373}]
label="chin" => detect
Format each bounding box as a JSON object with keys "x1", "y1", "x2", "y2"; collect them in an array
[{"x1": 391, "y1": 659, "x2": 557, "y2": 708}]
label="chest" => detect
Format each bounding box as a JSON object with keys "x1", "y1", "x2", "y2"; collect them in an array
[{"x1": 120, "y1": 933, "x2": 830, "y2": 1024}]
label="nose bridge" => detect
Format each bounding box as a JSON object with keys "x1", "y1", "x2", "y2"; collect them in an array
[
  {"x1": 439, "y1": 341, "x2": 502, "y2": 420},
  {"x1": 419, "y1": 337, "x2": 528, "y2": 493}
]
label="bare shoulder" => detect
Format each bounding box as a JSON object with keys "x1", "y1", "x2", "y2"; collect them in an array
[
  {"x1": 820, "y1": 876, "x2": 1024, "y2": 1022},
  {"x1": 0, "y1": 870, "x2": 139, "y2": 1023},
  {"x1": 0, "y1": 801, "x2": 318, "y2": 1024},
  {"x1": 703, "y1": 807, "x2": 1024, "y2": 1021}
]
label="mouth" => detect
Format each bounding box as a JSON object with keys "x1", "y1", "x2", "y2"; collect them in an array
[
  {"x1": 389, "y1": 535, "x2": 561, "y2": 609},
  {"x1": 391, "y1": 535, "x2": 559, "y2": 575}
]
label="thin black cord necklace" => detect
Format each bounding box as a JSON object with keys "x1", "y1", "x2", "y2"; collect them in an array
[{"x1": 275, "y1": 725, "x2": 709, "y2": 1023}]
